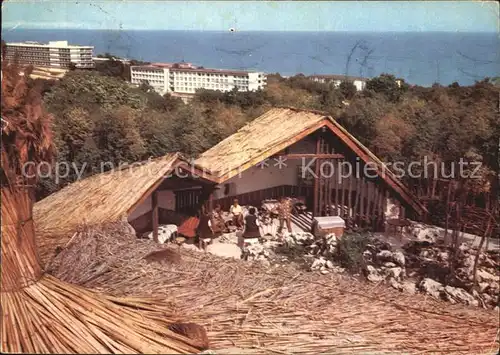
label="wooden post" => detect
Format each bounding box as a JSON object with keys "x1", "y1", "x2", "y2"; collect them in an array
[
  {"x1": 379, "y1": 186, "x2": 385, "y2": 231},
  {"x1": 383, "y1": 190, "x2": 389, "y2": 232},
  {"x1": 347, "y1": 174, "x2": 352, "y2": 220},
  {"x1": 359, "y1": 178, "x2": 365, "y2": 226},
  {"x1": 313, "y1": 134, "x2": 321, "y2": 217},
  {"x1": 208, "y1": 189, "x2": 214, "y2": 212},
  {"x1": 340, "y1": 163, "x2": 345, "y2": 218},
  {"x1": 353, "y1": 176, "x2": 360, "y2": 225},
  {"x1": 152, "y1": 190, "x2": 159, "y2": 243}
]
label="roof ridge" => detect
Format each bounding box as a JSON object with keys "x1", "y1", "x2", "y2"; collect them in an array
[{"x1": 274, "y1": 105, "x2": 332, "y2": 118}]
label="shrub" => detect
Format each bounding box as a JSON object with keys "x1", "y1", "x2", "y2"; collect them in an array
[{"x1": 335, "y1": 233, "x2": 371, "y2": 272}]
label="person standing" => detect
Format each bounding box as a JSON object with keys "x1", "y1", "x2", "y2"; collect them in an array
[
  {"x1": 243, "y1": 207, "x2": 261, "y2": 239},
  {"x1": 210, "y1": 204, "x2": 226, "y2": 236},
  {"x1": 230, "y1": 198, "x2": 243, "y2": 229},
  {"x1": 239, "y1": 207, "x2": 261, "y2": 256},
  {"x1": 277, "y1": 196, "x2": 293, "y2": 235},
  {"x1": 197, "y1": 206, "x2": 213, "y2": 250}
]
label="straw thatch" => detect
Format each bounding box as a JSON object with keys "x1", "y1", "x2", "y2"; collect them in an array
[
  {"x1": 1, "y1": 62, "x2": 205, "y2": 354},
  {"x1": 33, "y1": 152, "x2": 217, "y2": 257},
  {"x1": 48, "y1": 227, "x2": 499, "y2": 354},
  {"x1": 34, "y1": 153, "x2": 179, "y2": 239},
  {"x1": 195, "y1": 108, "x2": 328, "y2": 176},
  {"x1": 195, "y1": 107, "x2": 427, "y2": 216}
]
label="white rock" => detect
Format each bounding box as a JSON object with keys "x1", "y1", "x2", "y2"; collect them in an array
[
  {"x1": 389, "y1": 278, "x2": 401, "y2": 290},
  {"x1": 326, "y1": 260, "x2": 334, "y2": 269},
  {"x1": 443, "y1": 286, "x2": 479, "y2": 307},
  {"x1": 401, "y1": 281, "x2": 417, "y2": 295},
  {"x1": 458, "y1": 243, "x2": 470, "y2": 253},
  {"x1": 325, "y1": 233, "x2": 337, "y2": 245},
  {"x1": 311, "y1": 258, "x2": 324, "y2": 270},
  {"x1": 206, "y1": 243, "x2": 242, "y2": 260},
  {"x1": 438, "y1": 252, "x2": 449, "y2": 262},
  {"x1": 181, "y1": 243, "x2": 200, "y2": 252},
  {"x1": 376, "y1": 250, "x2": 393, "y2": 262},
  {"x1": 479, "y1": 282, "x2": 490, "y2": 293},
  {"x1": 321, "y1": 269, "x2": 330, "y2": 275},
  {"x1": 247, "y1": 243, "x2": 264, "y2": 256},
  {"x1": 293, "y1": 232, "x2": 315, "y2": 245},
  {"x1": 260, "y1": 259, "x2": 271, "y2": 268},
  {"x1": 387, "y1": 267, "x2": 404, "y2": 281},
  {"x1": 419, "y1": 278, "x2": 444, "y2": 299},
  {"x1": 144, "y1": 224, "x2": 178, "y2": 244},
  {"x1": 389, "y1": 279, "x2": 417, "y2": 294},
  {"x1": 383, "y1": 262, "x2": 397, "y2": 268},
  {"x1": 392, "y1": 251, "x2": 406, "y2": 267},
  {"x1": 285, "y1": 235, "x2": 296, "y2": 245},
  {"x1": 218, "y1": 233, "x2": 238, "y2": 244},
  {"x1": 420, "y1": 250, "x2": 431, "y2": 258},
  {"x1": 463, "y1": 255, "x2": 475, "y2": 275},
  {"x1": 411, "y1": 224, "x2": 440, "y2": 243},
  {"x1": 263, "y1": 241, "x2": 280, "y2": 249},
  {"x1": 477, "y1": 269, "x2": 500, "y2": 283},
  {"x1": 362, "y1": 250, "x2": 373, "y2": 260},
  {"x1": 365, "y1": 265, "x2": 384, "y2": 283}
]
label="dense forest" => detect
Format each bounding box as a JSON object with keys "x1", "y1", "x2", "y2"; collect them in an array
[{"x1": 23, "y1": 58, "x2": 499, "y2": 204}]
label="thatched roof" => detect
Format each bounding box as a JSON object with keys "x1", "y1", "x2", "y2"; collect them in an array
[
  {"x1": 195, "y1": 107, "x2": 426, "y2": 215},
  {"x1": 196, "y1": 108, "x2": 328, "y2": 177},
  {"x1": 34, "y1": 153, "x2": 215, "y2": 239}
]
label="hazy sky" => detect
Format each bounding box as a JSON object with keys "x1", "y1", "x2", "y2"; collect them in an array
[{"x1": 2, "y1": 1, "x2": 499, "y2": 32}]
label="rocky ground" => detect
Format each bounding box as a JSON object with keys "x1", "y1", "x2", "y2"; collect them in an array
[
  {"x1": 194, "y1": 221, "x2": 499, "y2": 311},
  {"x1": 50, "y1": 220, "x2": 498, "y2": 354}
]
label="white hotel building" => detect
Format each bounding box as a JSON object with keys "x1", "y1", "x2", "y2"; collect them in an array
[
  {"x1": 309, "y1": 74, "x2": 368, "y2": 91},
  {"x1": 4, "y1": 41, "x2": 94, "y2": 69},
  {"x1": 130, "y1": 62, "x2": 267, "y2": 96}
]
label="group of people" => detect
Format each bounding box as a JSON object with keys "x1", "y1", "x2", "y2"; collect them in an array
[{"x1": 196, "y1": 197, "x2": 294, "y2": 250}]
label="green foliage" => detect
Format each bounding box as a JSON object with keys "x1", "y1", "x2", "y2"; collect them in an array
[
  {"x1": 366, "y1": 73, "x2": 408, "y2": 102},
  {"x1": 35, "y1": 68, "x2": 499, "y2": 204},
  {"x1": 194, "y1": 87, "x2": 268, "y2": 110},
  {"x1": 45, "y1": 70, "x2": 146, "y2": 113},
  {"x1": 138, "y1": 80, "x2": 156, "y2": 93},
  {"x1": 339, "y1": 81, "x2": 357, "y2": 100},
  {"x1": 335, "y1": 233, "x2": 371, "y2": 272}
]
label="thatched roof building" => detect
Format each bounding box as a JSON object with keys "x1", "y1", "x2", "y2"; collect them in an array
[
  {"x1": 34, "y1": 153, "x2": 217, "y2": 247},
  {"x1": 196, "y1": 107, "x2": 426, "y2": 219}
]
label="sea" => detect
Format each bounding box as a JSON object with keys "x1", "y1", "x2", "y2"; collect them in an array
[{"x1": 2, "y1": 29, "x2": 499, "y2": 87}]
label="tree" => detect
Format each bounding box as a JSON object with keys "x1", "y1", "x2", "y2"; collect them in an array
[
  {"x1": 44, "y1": 70, "x2": 146, "y2": 114},
  {"x1": 138, "y1": 80, "x2": 155, "y2": 93},
  {"x1": 93, "y1": 106, "x2": 146, "y2": 164},
  {"x1": 366, "y1": 73, "x2": 407, "y2": 102},
  {"x1": 339, "y1": 81, "x2": 357, "y2": 100}
]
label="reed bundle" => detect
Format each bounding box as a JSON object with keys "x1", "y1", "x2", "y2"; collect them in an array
[
  {"x1": 49, "y1": 228, "x2": 499, "y2": 355},
  {"x1": 1, "y1": 62, "x2": 204, "y2": 353}
]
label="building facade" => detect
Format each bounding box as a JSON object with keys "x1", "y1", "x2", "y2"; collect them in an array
[
  {"x1": 130, "y1": 62, "x2": 267, "y2": 96},
  {"x1": 309, "y1": 74, "x2": 367, "y2": 91},
  {"x1": 4, "y1": 41, "x2": 94, "y2": 69}
]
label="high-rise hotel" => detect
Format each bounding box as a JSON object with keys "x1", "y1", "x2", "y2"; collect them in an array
[
  {"x1": 4, "y1": 41, "x2": 94, "y2": 69},
  {"x1": 130, "y1": 62, "x2": 267, "y2": 96}
]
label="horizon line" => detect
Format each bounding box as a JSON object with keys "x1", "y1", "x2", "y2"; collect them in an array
[{"x1": 3, "y1": 28, "x2": 499, "y2": 34}]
